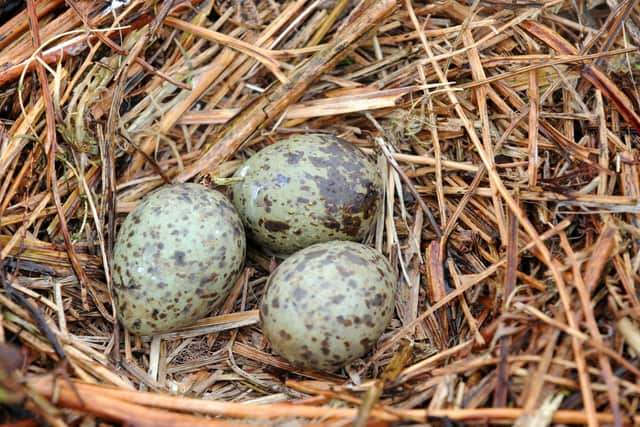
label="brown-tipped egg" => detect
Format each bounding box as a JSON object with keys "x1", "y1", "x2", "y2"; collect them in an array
[
  {"x1": 259, "y1": 241, "x2": 395, "y2": 372},
  {"x1": 231, "y1": 134, "x2": 382, "y2": 255},
  {"x1": 112, "y1": 183, "x2": 246, "y2": 335}
]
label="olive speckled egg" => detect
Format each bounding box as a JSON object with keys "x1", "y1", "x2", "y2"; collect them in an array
[
  {"x1": 112, "y1": 184, "x2": 246, "y2": 335},
  {"x1": 259, "y1": 241, "x2": 396, "y2": 372},
  {"x1": 231, "y1": 134, "x2": 382, "y2": 255}
]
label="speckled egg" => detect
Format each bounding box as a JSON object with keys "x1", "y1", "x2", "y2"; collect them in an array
[
  {"x1": 231, "y1": 134, "x2": 382, "y2": 255},
  {"x1": 112, "y1": 183, "x2": 246, "y2": 335},
  {"x1": 259, "y1": 241, "x2": 396, "y2": 372}
]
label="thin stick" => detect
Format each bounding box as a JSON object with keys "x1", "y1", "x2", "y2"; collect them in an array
[
  {"x1": 26, "y1": 0, "x2": 91, "y2": 308},
  {"x1": 26, "y1": 377, "x2": 640, "y2": 425}
]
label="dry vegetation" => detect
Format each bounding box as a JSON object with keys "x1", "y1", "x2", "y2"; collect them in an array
[{"x1": 1, "y1": 0, "x2": 640, "y2": 425}]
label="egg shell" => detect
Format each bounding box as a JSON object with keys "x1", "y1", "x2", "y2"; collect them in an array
[
  {"x1": 259, "y1": 241, "x2": 396, "y2": 372},
  {"x1": 112, "y1": 183, "x2": 246, "y2": 335},
  {"x1": 231, "y1": 134, "x2": 382, "y2": 255}
]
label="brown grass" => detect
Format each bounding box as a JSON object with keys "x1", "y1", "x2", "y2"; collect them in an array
[{"x1": 1, "y1": 0, "x2": 640, "y2": 425}]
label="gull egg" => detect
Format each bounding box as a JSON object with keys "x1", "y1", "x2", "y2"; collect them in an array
[
  {"x1": 259, "y1": 241, "x2": 395, "y2": 372},
  {"x1": 231, "y1": 134, "x2": 382, "y2": 255},
  {"x1": 112, "y1": 183, "x2": 246, "y2": 335}
]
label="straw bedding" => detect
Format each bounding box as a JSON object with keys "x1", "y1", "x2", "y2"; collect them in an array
[{"x1": 1, "y1": 0, "x2": 639, "y2": 425}]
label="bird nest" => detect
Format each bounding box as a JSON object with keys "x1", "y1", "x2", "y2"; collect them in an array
[{"x1": 1, "y1": 0, "x2": 639, "y2": 426}]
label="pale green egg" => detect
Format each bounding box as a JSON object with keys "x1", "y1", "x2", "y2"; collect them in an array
[
  {"x1": 259, "y1": 241, "x2": 396, "y2": 372},
  {"x1": 231, "y1": 134, "x2": 382, "y2": 255},
  {"x1": 112, "y1": 183, "x2": 246, "y2": 335}
]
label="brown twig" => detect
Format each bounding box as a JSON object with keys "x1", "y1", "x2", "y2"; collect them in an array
[
  {"x1": 26, "y1": 376, "x2": 640, "y2": 425},
  {"x1": 26, "y1": 0, "x2": 91, "y2": 308}
]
